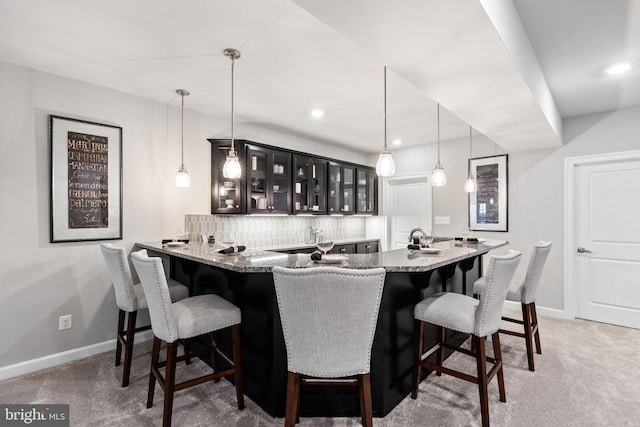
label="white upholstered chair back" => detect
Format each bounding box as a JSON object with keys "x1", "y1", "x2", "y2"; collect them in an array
[
  {"x1": 474, "y1": 251, "x2": 522, "y2": 337},
  {"x1": 101, "y1": 243, "x2": 138, "y2": 312},
  {"x1": 520, "y1": 241, "x2": 552, "y2": 304},
  {"x1": 272, "y1": 266, "x2": 386, "y2": 378},
  {"x1": 130, "y1": 250, "x2": 179, "y2": 343}
]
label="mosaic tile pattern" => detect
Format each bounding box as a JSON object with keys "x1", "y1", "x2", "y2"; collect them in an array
[{"x1": 184, "y1": 215, "x2": 367, "y2": 249}]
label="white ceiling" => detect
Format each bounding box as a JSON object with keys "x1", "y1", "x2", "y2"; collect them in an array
[{"x1": 0, "y1": 0, "x2": 638, "y2": 155}]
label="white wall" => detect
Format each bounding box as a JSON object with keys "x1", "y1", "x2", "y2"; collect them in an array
[
  {"x1": 378, "y1": 107, "x2": 640, "y2": 312},
  {"x1": 0, "y1": 60, "x2": 365, "y2": 372}
]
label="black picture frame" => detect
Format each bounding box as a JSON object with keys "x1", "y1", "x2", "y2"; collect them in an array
[
  {"x1": 469, "y1": 154, "x2": 508, "y2": 232},
  {"x1": 49, "y1": 115, "x2": 123, "y2": 243}
]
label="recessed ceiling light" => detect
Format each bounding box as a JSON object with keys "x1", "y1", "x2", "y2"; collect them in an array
[
  {"x1": 605, "y1": 61, "x2": 633, "y2": 75},
  {"x1": 392, "y1": 139, "x2": 402, "y2": 146},
  {"x1": 310, "y1": 109, "x2": 324, "y2": 118}
]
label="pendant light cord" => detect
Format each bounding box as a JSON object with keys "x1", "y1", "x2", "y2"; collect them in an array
[
  {"x1": 437, "y1": 103, "x2": 441, "y2": 162},
  {"x1": 230, "y1": 55, "x2": 235, "y2": 152},
  {"x1": 384, "y1": 66, "x2": 388, "y2": 150},
  {"x1": 468, "y1": 126, "x2": 472, "y2": 174},
  {"x1": 180, "y1": 92, "x2": 185, "y2": 166}
]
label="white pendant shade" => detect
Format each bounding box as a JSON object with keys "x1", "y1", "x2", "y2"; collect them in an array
[
  {"x1": 431, "y1": 162, "x2": 447, "y2": 186},
  {"x1": 464, "y1": 175, "x2": 477, "y2": 192},
  {"x1": 175, "y1": 166, "x2": 191, "y2": 187},
  {"x1": 376, "y1": 149, "x2": 396, "y2": 177},
  {"x1": 223, "y1": 151, "x2": 242, "y2": 179}
]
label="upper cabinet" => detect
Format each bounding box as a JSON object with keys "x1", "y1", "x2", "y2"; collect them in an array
[
  {"x1": 210, "y1": 139, "x2": 246, "y2": 214},
  {"x1": 292, "y1": 154, "x2": 327, "y2": 214},
  {"x1": 356, "y1": 167, "x2": 378, "y2": 215},
  {"x1": 209, "y1": 139, "x2": 377, "y2": 216},
  {"x1": 328, "y1": 162, "x2": 355, "y2": 215},
  {"x1": 246, "y1": 144, "x2": 291, "y2": 214}
]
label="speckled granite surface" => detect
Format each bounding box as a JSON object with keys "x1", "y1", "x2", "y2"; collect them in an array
[{"x1": 135, "y1": 239, "x2": 507, "y2": 273}]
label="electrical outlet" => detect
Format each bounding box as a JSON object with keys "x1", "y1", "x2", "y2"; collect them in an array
[{"x1": 59, "y1": 314, "x2": 72, "y2": 331}]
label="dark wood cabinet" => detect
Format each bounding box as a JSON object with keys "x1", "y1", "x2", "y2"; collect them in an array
[
  {"x1": 328, "y1": 162, "x2": 356, "y2": 215},
  {"x1": 210, "y1": 139, "x2": 246, "y2": 214},
  {"x1": 246, "y1": 144, "x2": 292, "y2": 214},
  {"x1": 357, "y1": 241, "x2": 379, "y2": 254},
  {"x1": 292, "y1": 154, "x2": 327, "y2": 214},
  {"x1": 332, "y1": 243, "x2": 356, "y2": 254},
  {"x1": 356, "y1": 167, "x2": 378, "y2": 214},
  {"x1": 209, "y1": 139, "x2": 376, "y2": 216}
]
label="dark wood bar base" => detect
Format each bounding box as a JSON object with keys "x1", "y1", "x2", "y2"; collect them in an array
[{"x1": 166, "y1": 254, "x2": 482, "y2": 418}]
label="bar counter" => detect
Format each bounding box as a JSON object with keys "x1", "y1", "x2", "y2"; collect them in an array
[{"x1": 135, "y1": 239, "x2": 507, "y2": 418}]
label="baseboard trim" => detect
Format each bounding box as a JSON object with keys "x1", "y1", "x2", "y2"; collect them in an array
[
  {"x1": 0, "y1": 330, "x2": 154, "y2": 381},
  {"x1": 503, "y1": 300, "x2": 569, "y2": 319}
]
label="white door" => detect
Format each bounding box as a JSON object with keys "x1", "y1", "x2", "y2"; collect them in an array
[
  {"x1": 574, "y1": 157, "x2": 640, "y2": 329},
  {"x1": 383, "y1": 175, "x2": 432, "y2": 250}
]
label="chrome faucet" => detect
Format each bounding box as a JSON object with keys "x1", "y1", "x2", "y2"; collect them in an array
[{"x1": 408, "y1": 228, "x2": 427, "y2": 244}]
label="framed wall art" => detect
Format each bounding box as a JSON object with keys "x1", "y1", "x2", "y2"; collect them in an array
[
  {"x1": 469, "y1": 154, "x2": 508, "y2": 232},
  {"x1": 49, "y1": 115, "x2": 122, "y2": 243}
]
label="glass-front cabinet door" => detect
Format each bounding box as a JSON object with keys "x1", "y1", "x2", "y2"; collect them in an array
[
  {"x1": 356, "y1": 167, "x2": 377, "y2": 214},
  {"x1": 293, "y1": 155, "x2": 326, "y2": 214},
  {"x1": 328, "y1": 162, "x2": 355, "y2": 215},
  {"x1": 210, "y1": 139, "x2": 245, "y2": 214},
  {"x1": 246, "y1": 144, "x2": 291, "y2": 214}
]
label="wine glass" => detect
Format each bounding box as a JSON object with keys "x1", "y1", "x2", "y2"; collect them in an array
[
  {"x1": 316, "y1": 234, "x2": 335, "y2": 255},
  {"x1": 219, "y1": 233, "x2": 234, "y2": 248}
]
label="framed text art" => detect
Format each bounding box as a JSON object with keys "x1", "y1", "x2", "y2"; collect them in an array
[
  {"x1": 469, "y1": 154, "x2": 508, "y2": 232},
  {"x1": 49, "y1": 115, "x2": 123, "y2": 243}
]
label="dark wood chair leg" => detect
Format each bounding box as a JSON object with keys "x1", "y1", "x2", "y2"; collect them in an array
[
  {"x1": 284, "y1": 372, "x2": 300, "y2": 427},
  {"x1": 359, "y1": 374, "x2": 365, "y2": 426},
  {"x1": 411, "y1": 320, "x2": 424, "y2": 399},
  {"x1": 162, "y1": 342, "x2": 178, "y2": 427},
  {"x1": 436, "y1": 326, "x2": 445, "y2": 376},
  {"x1": 492, "y1": 332, "x2": 506, "y2": 402},
  {"x1": 521, "y1": 303, "x2": 535, "y2": 371},
  {"x1": 232, "y1": 324, "x2": 245, "y2": 410},
  {"x1": 212, "y1": 331, "x2": 221, "y2": 382},
  {"x1": 531, "y1": 303, "x2": 542, "y2": 354},
  {"x1": 182, "y1": 339, "x2": 191, "y2": 365},
  {"x1": 115, "y1": 309, "x2": 126, "y2": 367},
  {"x1": 474, "y1": 335, "x2": 490, "y2": 427},
  {"x1": 147, "y1": 337, "x2": 161, "y2": 409},
  {"x1": 359, "y1": 373, "x2": 373, "y2": 427},
  {"x1": 122, "y1": 310, "x2": 137, "y2": 387}
]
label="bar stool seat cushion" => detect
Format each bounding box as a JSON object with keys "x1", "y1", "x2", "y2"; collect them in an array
[
  {"x1": 172, "y1": 295, "x2": 241, "y2": 340},
  {"x1": 414, "y1": 292, "x2": 479, "y2": 335}
]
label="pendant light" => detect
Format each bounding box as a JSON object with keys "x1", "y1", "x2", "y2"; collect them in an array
[
  {"x1": 376, "y1": 66, "x2": 396, "y2": 177},
  {"x1": 222, "y1": 48, "x2": 242, "y2": 179},
  {"x1": 175, "y1": 89, "x2": 191, "y2": 188},
  {"x1": 431, "y1": 103, "x2": 447, "y2": 186},
  {"x1": 464, "y1": 126, "x2": 477, "y2": 192}
]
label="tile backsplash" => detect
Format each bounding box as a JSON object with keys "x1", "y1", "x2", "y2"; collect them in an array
[{"x1": 185, "y1": 215, "x2": 368, "y2": 249}]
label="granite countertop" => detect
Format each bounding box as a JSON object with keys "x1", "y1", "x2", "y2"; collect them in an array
[{"x1": 136, "y1": 239, "x2": 507, "y2": 274}]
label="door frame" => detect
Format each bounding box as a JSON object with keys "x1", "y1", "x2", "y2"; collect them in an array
[
  {"x1": 381, "y1": 173, "x2": 432, "y2": 252},
  {"x1": 564, "y1": 149, "x2": 640, "y2": 319}
]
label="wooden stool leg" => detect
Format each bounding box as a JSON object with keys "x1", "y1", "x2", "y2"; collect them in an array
[
  {"x1": 521, "y1": 303, "x2": 535, "y2": 371},
  {"x1": 531, "y1": 303, "x2": 542, "y2": 354},
  {"x1": 122, "y1": 310, "x2": 137, "y2": 387},
  {"x1": 232, "y1": 324, "x2": 245, "y2": 410},
  {"x1": 162, "y1": 342, "x2": 178, "y2": 427},
  {"x1": 492, "y1": 332, "x2": 506, "y2": 402},
  {"x1": 474, "y1": 335, "x2": 490, "y2": 427},
  {"x1": 436, "y1": 326, "x2": 445, "y2": 376},
  {"x1": 359, "y1": 373, "x2": 373, "y2": 427},
  {"x1": 411, "y1": 320, "x2": 424, "y2": 399},
  {"x1": 147, "y1": 337, "x2": 161, "y2": 409},
  {"x1": 115, "y1": 309, "x2": 126, "y2": 366},
  {"x1": 284, "y1": 372, "x2": 300, "y2": 427}
]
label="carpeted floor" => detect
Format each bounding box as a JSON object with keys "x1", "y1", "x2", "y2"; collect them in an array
[{"x1": 1, "y1": 313, "x2": 639, "y2": 426}]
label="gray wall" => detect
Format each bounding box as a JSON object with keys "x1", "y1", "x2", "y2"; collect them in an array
[
  {"x1": 373, "y1": 107, "x2": 640, "y2": 312},
  {"x1": 0, "y1": 60, "x2": 366, "y2": 370}
]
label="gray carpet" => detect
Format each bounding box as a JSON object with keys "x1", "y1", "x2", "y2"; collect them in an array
[{"x1": 2, "y1": 313, "x2": 639, "y2": 426}]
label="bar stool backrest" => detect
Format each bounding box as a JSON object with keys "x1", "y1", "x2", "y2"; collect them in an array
[
  {"x1": 521, "y1": 241, "x2": 552, "y2": 304},
  {"x1": 101, "y1": 243, "x2": 138, "y2": 312}
]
